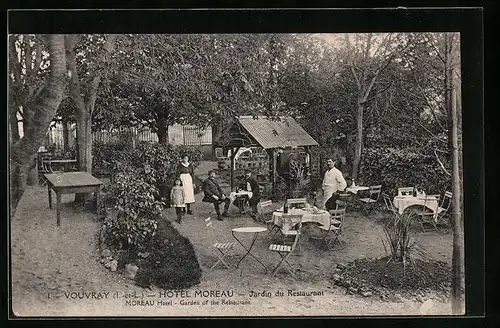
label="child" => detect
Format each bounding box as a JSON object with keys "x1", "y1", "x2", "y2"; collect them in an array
[{"x1": 170, "y1": 179, "x2": 186, "y2": 223}]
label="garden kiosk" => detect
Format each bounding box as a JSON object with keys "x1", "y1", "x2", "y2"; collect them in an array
[{"x1": 212, "y1": 116, "x2": 319, "y2": 199}]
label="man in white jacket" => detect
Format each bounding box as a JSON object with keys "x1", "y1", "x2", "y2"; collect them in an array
[{"x1": 322, "y1": 158, "x2": 347, "y2": 209}]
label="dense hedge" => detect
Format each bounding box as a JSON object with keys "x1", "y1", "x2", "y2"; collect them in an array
[
  {"x1": 359, "y1": 147, "x2": 451, "y2": 197},
  {"x1": 134, "y1": 218, "x2": 201, "y2": 289}
]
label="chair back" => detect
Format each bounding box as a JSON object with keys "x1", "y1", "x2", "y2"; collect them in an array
[
  {"x1": 328, "y1": 208, "x2": 346, "y2": 231},
  {"x1": 286, "y1": 198, "x2": 307, "y2": 209},
  {"x1": 440, "y1": 191, "x2": 452, "y2": 212},
  {"x1": 398, "y1": 187, "x2": 414, "y2": 196},
  {"x1": 335, "y1": 200, "x2": 347, "y2": 210},
  {"x1": 258, "y1": 200, "x2": 274, "y2": 213},
  {"x1": 382, "y1": 193, "x2": 397, "y2": 213},
  {"x1": 281, "y1": 214, "x2": 303, "y2": 233},
  {"x1": 204, "y1": 217, "x2": 219, "y2": 242},
  {"x1": 369, "y1": 185, "x2": 383, "y2": 201}
]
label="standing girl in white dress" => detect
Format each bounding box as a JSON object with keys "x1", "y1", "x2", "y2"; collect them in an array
[{"x1": 177, "y1": 155, "x2": 196, "y2": 214}]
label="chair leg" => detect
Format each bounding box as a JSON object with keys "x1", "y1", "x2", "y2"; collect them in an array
[
  {"x1": 210, "y1": 248, "x2": 232, "y2": 270},
  {"x1": 271, "y1": 251, "x2": 295, "y2": 277}
]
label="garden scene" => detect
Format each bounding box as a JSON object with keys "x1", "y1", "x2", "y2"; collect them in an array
[{"x1": 9, "y1": 33, "x2": 464, "y2": 316}]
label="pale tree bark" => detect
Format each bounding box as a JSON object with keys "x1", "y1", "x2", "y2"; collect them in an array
[
  {"x1": 449, "y1": 33, "x2": 464, "y2": 315},
  {"x1": 345, "y1": 34, "x2": 397, "y2": 182},
  {"x1": 65, "y1": 34, "x2": 117, "y2": 201},
  {"x1": 10, "y1": 34, "x2": 67, "y2": 211}
]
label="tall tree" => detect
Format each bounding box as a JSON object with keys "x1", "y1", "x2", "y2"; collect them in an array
[
  {"x1": 65, "y1": 34, "x2": 117, "y2": 201},
  {"x1": 10, "y1": 34, "x2": 67, "y2": 210},
  {"x1": 448, "y1": 32, "x2": 464, "y2": 314},
  {"x1": 342, "y1": 33, "x2": 413, "y2": 181}
]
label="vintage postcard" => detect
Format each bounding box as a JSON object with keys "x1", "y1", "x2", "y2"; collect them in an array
[{"x1": 8, "y1": 9, "x2": 483, "y2": 318}]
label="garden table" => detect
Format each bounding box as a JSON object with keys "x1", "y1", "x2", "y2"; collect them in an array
[
  {"x1": 272, "y1": 208, "x2": 330, "y2": 229},
  {"x1": 231, "y1": 226, "x2": 268, "y2": 274},
  {"x1": 229, "y1": 190, "x2": 253, "y2": 213},
  {"x1": 44, "y1": 172, "x2": 103, "y2": 226},
  {"x1": 393, "y1": 195, "x2": 439, "y2": 220}
]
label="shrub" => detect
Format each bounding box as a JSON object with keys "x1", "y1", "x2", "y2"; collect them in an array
[
  {"x1": 381, "y1": 211, "x2": 431, "y2": 276},
  {"x1": 126, "y1": 142, "x2": 202, "y2": 202},
  {"x1": 134, "y1": 218, "x2": 202, "y2": 289},
  {"x1": 360, "y1": 147, "x2": 451, "y2": 196},
  {"x1": 92, "y1": 141, "x2": 131, "y2": 178},
  {"x1": 102, "y1": 168, "x2": 165, "y2": 250},
  {"x1": 99, "y1": 141, "x2": 203, "y2": 289}
]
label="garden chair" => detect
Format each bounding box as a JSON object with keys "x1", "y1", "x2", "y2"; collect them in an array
[
  {"x1": 205, "y1": 217, "x2": 236, "y2": 270},
  {"x1": 415, "y1": 191, "x2": 452, "y2": 231},
  {"x1": 359, "y1": 185, "x2": 382, "y2": 216},
  {"x1": 278, "y1": 214, "x2": 303, "y2": 251},
  {"x1": 269, "y1": 228, "x2": 301, "y2": 277},
  {"x1": 199, "y1": 200, "x2": 215, "y2": 218},
  {"x1": 335, "y1": 200, "x2": 347, "y2": 210},
  {"x1": 319, "y1": 208, "x2": 346, "y2": 248},
  {"x1": 257, "y1": 200, "x2": 279, "y2": 237},
  {"x1": 398, "y1": 187, "x2": 415, "y2": 196},
  {"x1": 38, "y1": 156, "x2": 62, "y2": 186},
  {"x1": 382, "y1": 192, "x2": 402, "y2": 227},
  {"x1": 286, "y1": 198, "x2": 307, "y2": 209}
]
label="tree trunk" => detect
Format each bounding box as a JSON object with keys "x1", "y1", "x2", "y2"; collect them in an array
[
  {"x1": 10, "y1": 34, "x2": 67, "y2": 211},
  {"x1": 351, "y1": 101, "x2": 364, "y2": 182},
  {"x1": 74, "y1": 104, "x2": 93, "y2": 202},
  {"x1": 450, "y1": 34, "x2": 464, "y2": 315},
  {"x1": 62, "y1": 119, "x2": 69, "y2": 150},
  {"x1": 157, "y1": 117, "x2": 168, "y2": 144}
]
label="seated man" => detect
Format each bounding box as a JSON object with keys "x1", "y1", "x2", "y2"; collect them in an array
[
  {"x1": 202, "y1": 170, "x2": 230, "y2": 221},
  {"x1": 243, "y1": 170, "x2": 261, "y2": 219}
]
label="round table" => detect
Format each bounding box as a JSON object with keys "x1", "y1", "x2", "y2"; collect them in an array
[{"x1": 231, "y1": 227, "x2": 268, "y2": 273}]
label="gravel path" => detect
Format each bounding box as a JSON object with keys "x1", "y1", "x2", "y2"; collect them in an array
[{"x1": 11, "y1": 186, "x2": 454, "y2": 316}]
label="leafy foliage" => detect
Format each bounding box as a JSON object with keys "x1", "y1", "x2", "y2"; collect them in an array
[
  {"x1": 381, "y1": 211, "x2": 432, "y2": 276},
  {"x1": 102, "y1": 168, "x2": 164, "y2": 250},
  {"x1": 359, "y1": 147, "x2": 451, "y2": 197}
]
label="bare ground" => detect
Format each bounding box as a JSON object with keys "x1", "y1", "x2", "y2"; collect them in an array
[{"x1": 11, "y1": 186, "x2": 457, "y2": 317}]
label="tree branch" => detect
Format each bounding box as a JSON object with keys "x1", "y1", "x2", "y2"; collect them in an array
[{"x1": 434, "y1": 148, "x2": 451, "y2": 176}]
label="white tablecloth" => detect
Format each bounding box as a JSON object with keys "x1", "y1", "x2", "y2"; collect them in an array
[
  {"x1": 229, "y1": 191, "x2": 253, "y2": 202},
  {"x1": 393, "y1": 195, "x2": 439, "y2": 219},
  {"x1": 345, "y1": 186, "x2": 369, "y2": 194},
  {"x1": 273, "y1": 209, "x2": 330, "y2": 228}
]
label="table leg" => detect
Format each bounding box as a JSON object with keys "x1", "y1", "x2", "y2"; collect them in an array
[
  {"x1": 232, "y1": 232, "x2": 268, "y2": 274},
  {"x1": 48, "y1": 185, "x2": 52, "y2": 209},
  {"x1": 56, "y1": 192, "x2": 61, "y2": 226},
  {"x1": 95, "y1": 186, "x2": 101, "y2": 217}
]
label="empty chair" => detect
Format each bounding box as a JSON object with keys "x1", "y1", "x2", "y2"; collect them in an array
[
  {"x1": 359, "y1": 185, "x2": 382, "y2": 216},
  {"x1": 415, "y1": 192, "x2": 452, "y2": 231},
  {"x1": 398, "y1": 187, "x2": 415, "y2": 196},
  {"x1": 335, "y1": 200, "x2": 347, "y2": 210},
  {"x1": 269, "y1": 228, "x2": 301, "y2": 277},
  {"x1": 257, "y1": 200, "x2": 279, "y2": 237},
  {"x1": 279, "y1": 214, "x2": 303, "y2": 251},
  {"x1": 205, "y1": 217, "x2": 236, "y2": 270},
  {"x1": 286, "y1": 198, "x2": 307, "y2": 209},
  {"x1": 319, "y1": 208, "x2": 346, "y2": 248}
]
